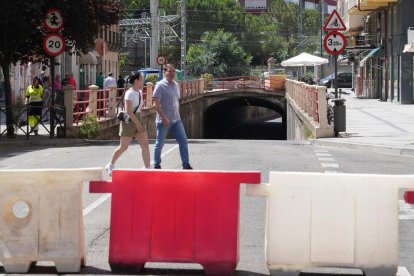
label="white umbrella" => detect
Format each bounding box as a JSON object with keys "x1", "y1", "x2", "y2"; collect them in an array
[
  {"x1": 281, "y1": 52, "x2": 329, "y2": 80},
  {"x1": 281, "y1": 52, "x2": 329, "y2": 67}
]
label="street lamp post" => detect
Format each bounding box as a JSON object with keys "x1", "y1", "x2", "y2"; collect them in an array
[{"x1": 319, "y1": 0, "x2": 328, "y2": 80}]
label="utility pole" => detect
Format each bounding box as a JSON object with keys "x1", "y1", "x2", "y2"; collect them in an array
[
  {"x1": 180, "y1": 0, "x2": 187, "y2": 80},
  {"x1": 150, "y1": 0, "x2": 159, "y2": 68},
  {"x1": 298, "y1": 0, "x2": 304, "y2": 53},
  {"x1": 320, "y1": 0, "x2": 324, "y2": 79}
]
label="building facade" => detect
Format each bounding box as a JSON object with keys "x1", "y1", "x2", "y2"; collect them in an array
[
  {"x1": 237, "y1": 0, "x2": 272, "y2": 15},
  {"x1": 339, "y1": 0, "x2": 414, "y2": 104}
]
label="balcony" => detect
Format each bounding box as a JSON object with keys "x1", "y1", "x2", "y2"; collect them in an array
[{"x1": 360, "y1": 0, "x2": 398, "y2": 9}]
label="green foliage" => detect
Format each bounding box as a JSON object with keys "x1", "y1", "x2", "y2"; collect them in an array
[
  {"x1": 187, "y1": 29, "x2": 251, "y2": 77},
  {"x1": 80, "y1": 114, "x2": 100, "y2": 139},
  {"x1": 146, "y1": 74, "x2": 159, "y2": 84},
  {"x1": 121, "y1": 0, "x2": 321, "y2": 74},
  {"x1": 119, "y1": 52, "x2": 130, "y2": 71}
]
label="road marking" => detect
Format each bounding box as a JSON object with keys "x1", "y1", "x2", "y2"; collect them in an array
[
  {"x1": 83, "y1": 194, "x2": 111, "y2": 216},
  {"x1": 318, "y1": 157, "x2": 335, "y2": 162},
  {"x1": 316, "y1": 153, "x2": 332, "y2": 157},
  {"x1": 41, "y1": 153, "x2": 51, "y2": 157},
  {"x1": 314, "y1": 149, "x2": 328, "y2": 153},
  {"x1": 82, "y1": 145, "x2": 179, "y2": 217},
  {"x1": 398, "y1": 266, "x2": 412, "y2": 276},
  {"x1": 324, "y1": 171, "x2": 342, "y2": 174},
  {"x1": 321, "y1": 163, "x2": 339, "y2": 168},
  {"x1": 399, "y1": 200, "x2": 414, "y2": 220}
]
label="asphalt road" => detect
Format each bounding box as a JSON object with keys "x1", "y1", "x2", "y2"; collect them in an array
[{"x1": 1, "y1": 140, "x2": 414, "y2": 275}]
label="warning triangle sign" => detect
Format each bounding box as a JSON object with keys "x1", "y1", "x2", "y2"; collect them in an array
[{"x1": 323, "y1": 10, "x2": 346, "y2": 31}]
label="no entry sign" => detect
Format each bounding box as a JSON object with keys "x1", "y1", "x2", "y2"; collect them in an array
[
  {"x1": 43, "y1": 33, "x2": 66, "y2": 57},
  {"x1": 324, "y1": 31, "x2": 347, "y2": 56}
]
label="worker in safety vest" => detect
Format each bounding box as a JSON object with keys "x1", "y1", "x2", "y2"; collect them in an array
[{"x1": 25, "y1": 77, "x2": 44, "y2": 135}]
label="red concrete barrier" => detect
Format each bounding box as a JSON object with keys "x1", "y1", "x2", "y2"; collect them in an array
[
  {"x1": 404, "y1": 191, "x2": 414, "y2": 204},
  {"x1": 89, "y1": 170, "x2": 261, "y2": 275}
]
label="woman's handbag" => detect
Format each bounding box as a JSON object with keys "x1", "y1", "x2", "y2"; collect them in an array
[{"x1": 117, "y1": 91, "x2": 141, "y2": 123}]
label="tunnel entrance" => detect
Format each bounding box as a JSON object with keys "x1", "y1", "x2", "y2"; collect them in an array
[{"x1": 204, "y1": 97, "x2": 286, "y2": 140}]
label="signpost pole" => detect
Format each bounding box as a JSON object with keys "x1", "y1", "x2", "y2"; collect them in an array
[
  {"x1": 334, "y1": 54, "x2": 338, "y2": 99},
  {"x1": 50, "y1": 56, "x2": 55, "y2": 138}
]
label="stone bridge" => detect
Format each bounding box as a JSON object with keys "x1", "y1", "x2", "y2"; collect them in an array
[{"x1": 64, "y1": 77, "x2": 332, "y2": 141}]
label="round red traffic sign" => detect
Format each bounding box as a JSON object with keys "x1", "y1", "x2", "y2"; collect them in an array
[
  {"x1": 43, "y1": 33, "x2": 66, "y2": 57},
  {"x1": 44, "y1": 9, "x2": 64, "y2": 32},
  {"x1": 324, "y1": 31, "x2": 347, "y2": 56},
  {"x1": 156, "y1": 55, "x2": 167, "y2": 65}
]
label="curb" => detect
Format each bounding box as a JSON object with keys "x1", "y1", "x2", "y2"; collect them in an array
[
  {"x1": 0, "y1": 138, "x2": 90, "y2": 149},
  {"x1": 312, "y1": 139, "x2": 414, "y2": 157}
]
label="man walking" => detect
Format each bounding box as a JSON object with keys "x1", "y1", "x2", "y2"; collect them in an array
[
  {"x1": 104, "y1": 72, "x2": 117, "y2": 88},
  {"x1": 153, "y1": 64, "x2": 192, "y2": 170}
]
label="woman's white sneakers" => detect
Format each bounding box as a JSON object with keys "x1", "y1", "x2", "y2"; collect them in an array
[{"x1": 105, "y1": 163, "x2": 114, "y2": 176}]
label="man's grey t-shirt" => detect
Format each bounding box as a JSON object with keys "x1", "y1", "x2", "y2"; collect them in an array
[{"x1": 152, "y1": 79, "x2": 181, "y2": 124}]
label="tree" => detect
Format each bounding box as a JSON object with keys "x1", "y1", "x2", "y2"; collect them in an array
[
  {"x1": 268, "y1": 0, "x2": 322, "y2": 61},
  {"x1": 244, "y1": 13, "x2": 288, "y2": 65},
  {"x1": 187, "y1": 29, "x2": 251, "y2": 77},
  {"x1": 119, "y1": 52, "x2": 130, "y2": 74},
  {"x1": 0, "y1": 0, "x2": 120, "y2": 137}
]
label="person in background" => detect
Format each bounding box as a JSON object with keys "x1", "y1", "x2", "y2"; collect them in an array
[
  {"x1": 54, "y1": 74, "x2": 64, "y2": 106},
  {"x1": 67, "y1": 72, "x2": 77, "y2": 90},
  {"x1": 104, "y1": 72, "x2": 117, "y2": 88},
  {"x1": 96, "y1": 72, "x2": 104, "y2": 89},
  {"x1": 152, "y1": 64, "x2": 193, "y2": 170},
  {"x1": 117, "y1": 74, "x2": 126, "y2": 89},
  {"x1": 105, "y1": 72, "x2": 151, "y2": 176},
  {"x1": 25, "y1": 77, "x2": 44, "y2": 135}
]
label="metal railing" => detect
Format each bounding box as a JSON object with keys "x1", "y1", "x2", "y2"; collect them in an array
[
  {"x1": 73, "y1": 89, "x2": 92, "y2": 126},
  {"x1": 0, "y1": 105, "x2": 66, "y2": 139}
]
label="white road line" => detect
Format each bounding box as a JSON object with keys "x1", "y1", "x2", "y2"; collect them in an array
[
  {"x1": 398, "y1": 266, "x2": 412, "y2": 276},
  {"x1": 318, "y1": 157, "x2": 335, "y2": 162},
  {"x1": 321, "y1": 163, "x2": 339, "y2": 168},
  {"x1": 41, "y1": 153, "x2": 51, "y2": 157},
  {"x1": 82, "y1": 145, "x2": 179, "y2": 217},
  {"x1": 324, "y1": 171, "x2": 342, "y2": 174},
  {"x1": 314, "y1": 149, "x2": 328, "y2": 153},
  {"x1": 316, "y1": 153, "x2": 332, "y2": 157},
  {"x1": 399, "y1": 200, "x2": 414, "y2": 220},
  {"x1": 83, "y1": 194, "x2": 111, "y2": 216}
]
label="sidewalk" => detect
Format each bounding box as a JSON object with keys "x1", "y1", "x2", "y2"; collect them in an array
[{"x1": 314, "y1": 91, "x2": 414, "y2": 156}]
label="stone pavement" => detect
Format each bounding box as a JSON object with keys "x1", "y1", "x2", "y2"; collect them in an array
[{"x1": 313, "y1": 90, "x2": 414, "y2": 156}]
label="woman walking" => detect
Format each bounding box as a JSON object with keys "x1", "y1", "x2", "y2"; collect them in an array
[
  {"x1": 25, "y1": 77, "x2": 44, "y2": 135},
  {"x1": 105, "y1": 72, "x2": 151, "y2": 176}
]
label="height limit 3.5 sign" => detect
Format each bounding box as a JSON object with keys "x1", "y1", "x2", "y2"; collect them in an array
[
  {"x1": 324, "y1": 31, "x2": 347, "y2": 56},
  {"x1": 43, "y1": 33, "x2": 66, "y2": 57}
]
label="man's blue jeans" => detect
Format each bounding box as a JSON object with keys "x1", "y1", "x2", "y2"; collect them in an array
[{"x1": 154, "y1": 121, "x2": 190, "y2": 168}]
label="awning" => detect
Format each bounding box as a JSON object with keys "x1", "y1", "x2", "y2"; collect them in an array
[
  {"x1": 403, "y1": 43, "x2": 414, "y2": 53},
  {"x1": 359, "y1": 47, "x2": 382, "y2": 67}
]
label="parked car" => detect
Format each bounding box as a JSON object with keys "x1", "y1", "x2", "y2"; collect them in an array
[{"x1": 319, "y1": 72, "x2": 353, "y2": 88}]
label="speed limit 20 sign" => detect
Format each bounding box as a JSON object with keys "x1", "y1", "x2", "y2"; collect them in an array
[
  {"x1": 323, "y1": 31, "x2": 347, "y2": 56},
  {"x1": 43, "y1": 33, "x2": 66, "y2": 57}
]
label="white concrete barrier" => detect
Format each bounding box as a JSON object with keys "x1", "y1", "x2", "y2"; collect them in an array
[
  {"x1": 0, "y1": 168, "x2": 102, "y2": 273},
  {"x1": 246, "y1": 172, "x2": 414, "y2": 276}
]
